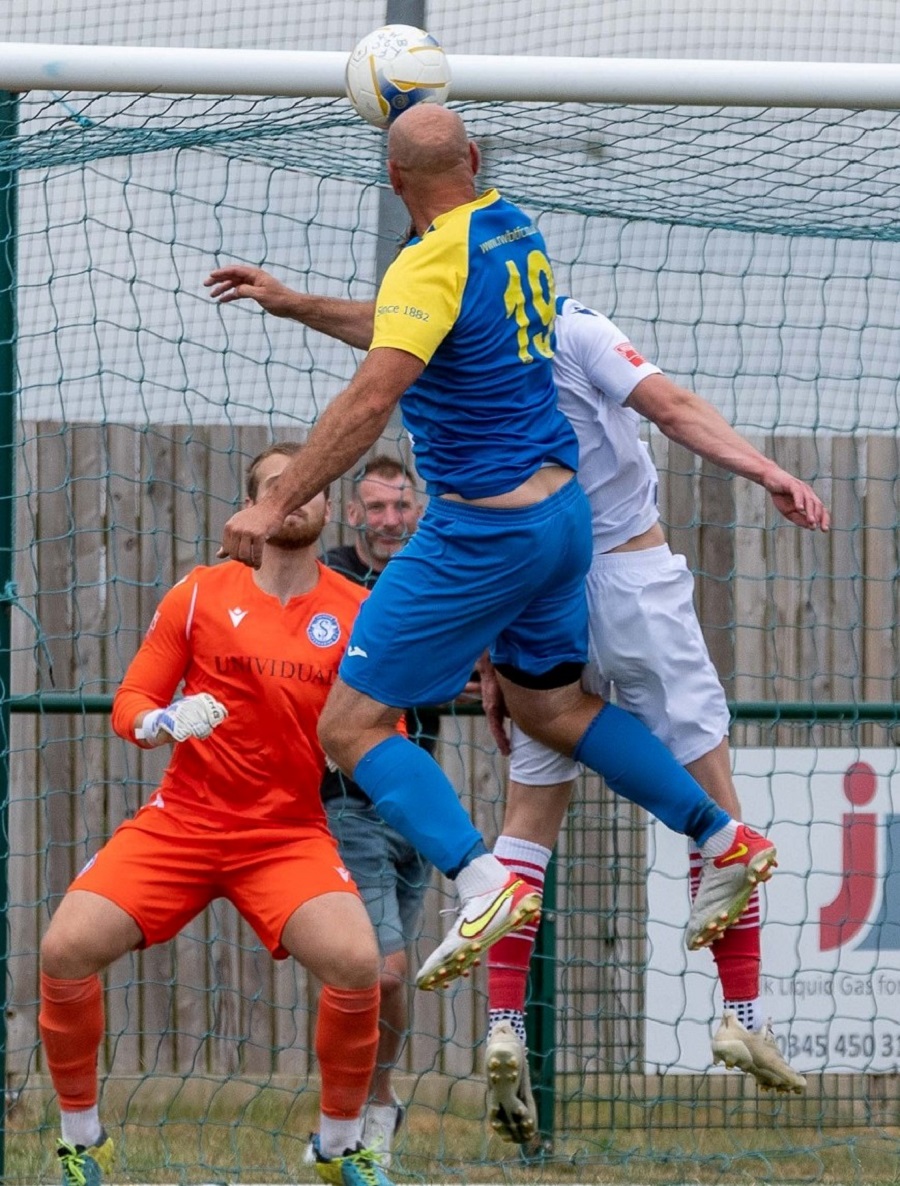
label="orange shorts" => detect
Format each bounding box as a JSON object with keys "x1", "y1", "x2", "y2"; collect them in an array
[{"x1": 71, "y1": 802, "x2": 359, "y2": 958}]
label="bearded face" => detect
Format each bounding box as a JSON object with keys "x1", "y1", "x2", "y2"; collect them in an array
[
  {"x1": 266, "y1": 497, "x2": 329, "y2": 550},
  {"x1": 247, "y1": 453, "x2": 330, "y2": 550}
]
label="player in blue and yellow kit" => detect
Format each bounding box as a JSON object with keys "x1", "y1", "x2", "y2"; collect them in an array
[{"x1": 217, "y1": 105, "x2": 775, "y2": 991}]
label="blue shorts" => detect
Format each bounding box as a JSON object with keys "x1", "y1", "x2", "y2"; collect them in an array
[
  {"x1": 339, "y1": 476, "x2": 592, "y2": 706},
  {"x1": 324, "y1": 798, "x2": 432, "y2": 956}
]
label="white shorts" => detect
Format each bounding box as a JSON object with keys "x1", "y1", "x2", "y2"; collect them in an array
[{"x1": 509, "y1": 543, "x2": 730, "y2": 785}]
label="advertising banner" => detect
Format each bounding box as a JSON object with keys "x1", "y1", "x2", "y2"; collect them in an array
[{"x1": 646, "y1": 748, "x2": 900, "y2": 1074}]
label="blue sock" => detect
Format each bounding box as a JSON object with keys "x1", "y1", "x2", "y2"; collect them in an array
[
  {"x1": 353, "y1": 734, "x2": 485, "y2": 876},
  {"x1": 573, "y1": 704, "x2": 729, "y2": 843}
]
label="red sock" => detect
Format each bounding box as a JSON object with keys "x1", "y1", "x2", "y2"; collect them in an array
[
  {"x1": 315, "y1": 984, "x2": 380, "y2": 1119},
  {"x1": 689, "y1": 850, "x2": 761, "y2": 999},
  {"x1": 487, "y1": 849, "x2": 547, "y2": 1012},
  {"x1": 711, "y1": 892, "x2": 761, "y2": 999},
  {"x1": 39, "y1": 972, "x2": 104, "y2": 1111}
]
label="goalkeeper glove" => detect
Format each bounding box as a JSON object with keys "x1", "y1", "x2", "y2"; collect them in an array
[{"x1": 136, "y1": 693, "x2": 228, "y2": 744}]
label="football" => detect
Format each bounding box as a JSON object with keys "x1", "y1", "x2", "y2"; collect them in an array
[{"x1": 345, "y1": 24, "x2": 452, "y2": 130}]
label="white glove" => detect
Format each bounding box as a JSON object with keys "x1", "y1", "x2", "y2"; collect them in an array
[{"x1": 136, "y1": 693, "x2": 228, "y2": 743}]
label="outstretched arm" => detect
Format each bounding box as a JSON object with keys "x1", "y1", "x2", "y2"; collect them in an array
[
  {"x1": 626, "y1": 373, "x2": 830, "y2": 532},
  {"x1": 205, "y1": 265, "x2": 375, "y2": 351}
]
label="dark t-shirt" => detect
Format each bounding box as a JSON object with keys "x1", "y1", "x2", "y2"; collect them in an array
[
  {"x1": 319, "y1": 543, "x2": 440, "y2": 804},
  {"x1": 323, "y1": 543, "x2": 380, "y2": 590}
]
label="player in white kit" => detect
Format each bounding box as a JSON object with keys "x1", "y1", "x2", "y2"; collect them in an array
[{"x1": 482, "y1": 296, "x2": 827, "y2": 1140}]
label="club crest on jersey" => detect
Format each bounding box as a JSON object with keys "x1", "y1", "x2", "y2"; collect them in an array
[{"x1": 307, "y1": 613, "x2": 341, "y2": 647}]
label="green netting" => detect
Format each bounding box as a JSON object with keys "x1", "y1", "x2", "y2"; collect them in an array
[
  {"x1": 5, "y1": 84, "x2": 900, "y2": 1185},
  {"x1": 9, "y1": 94, "x2": 900, "y2": 238}
]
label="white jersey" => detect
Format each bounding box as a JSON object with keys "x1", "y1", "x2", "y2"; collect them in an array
[
  {"x1": 511, "y1": 300, "x2": 730, "y2": 784},
  {"x1": 553, "y1": 297, "x2": 662, "y2": 553}
]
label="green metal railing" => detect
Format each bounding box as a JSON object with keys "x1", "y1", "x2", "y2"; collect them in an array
[{"x1": 9, "y1": 695, "x2": 900, "y2": 721}]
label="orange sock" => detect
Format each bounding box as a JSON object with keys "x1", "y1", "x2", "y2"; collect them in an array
[
  {"x1": 315, "y1": 984, "x2": 379, "y2": 1119},
  {"x1": 39, "y1": 972, "x2": 104, "y2": 1111}
]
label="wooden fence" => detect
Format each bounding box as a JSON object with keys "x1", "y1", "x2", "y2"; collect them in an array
[{"x1": 6, "y1": 421, "x2": 900, "y2": 1117}]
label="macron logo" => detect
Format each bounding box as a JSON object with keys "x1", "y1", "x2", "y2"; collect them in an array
[
  {"x1": 347, "y1": 645, "x2": 368, "y2": 659},
  {"x1": 228, "y1": 607, "x2": 248, "y2": 628}
]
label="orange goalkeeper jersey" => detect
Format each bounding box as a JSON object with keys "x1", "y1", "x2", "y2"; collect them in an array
[{"x1": 111, "y1": 560, "x2": 369, "y2": 828}]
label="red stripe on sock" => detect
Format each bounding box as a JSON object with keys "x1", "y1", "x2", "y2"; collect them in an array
[
  {"x1": 729, "y1": 893, "x2": 761, "y2": 930},
  {"x1": 501, "y1": 858, "x2": 547, "y2": 879}
]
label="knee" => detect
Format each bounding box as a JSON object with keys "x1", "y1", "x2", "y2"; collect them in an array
[
  {"x1": 508, "y1": 693, "x2": 604, "y2": 754},
  {"x1": 329, "y1": 935, "x2": 381, "y2": 991},
  {"x1": 509, "y1": 705, "x2": 562, "y2": 751},
  {"x1": 40, "y1": 928, "x2": 66, "y2": 979},
  {"x1": 379, "y1": 964, "x2": 405, "y2": 1006},
  {"x1": 41, "y1": 927, "x2": 93, "y2": 981},
  {"x1": 332, "y1": 958, "x2": 380, "y2": 991}
]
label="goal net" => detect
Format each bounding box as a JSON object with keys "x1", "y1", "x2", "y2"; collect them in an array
[{"x1": 6, "y1": 76, "x2": 900, "y2": 1183}]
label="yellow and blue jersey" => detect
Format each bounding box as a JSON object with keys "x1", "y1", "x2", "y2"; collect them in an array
[{"x1": 371, "y1": 189, "x2": 579, "y2": 498}]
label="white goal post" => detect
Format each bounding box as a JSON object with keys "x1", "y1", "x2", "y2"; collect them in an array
[{"x1": 1, "y1": 41, "x2": 900, "y2": 107}]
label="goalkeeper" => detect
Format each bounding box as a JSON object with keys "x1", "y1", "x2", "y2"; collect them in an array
[{"x1": 38, "y1": 443, "x2": 397, "y2": 1186}]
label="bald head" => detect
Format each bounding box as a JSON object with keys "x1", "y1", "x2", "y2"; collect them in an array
[{"x1": 387, "y1": 105, "x2": 473, "y2": 178}]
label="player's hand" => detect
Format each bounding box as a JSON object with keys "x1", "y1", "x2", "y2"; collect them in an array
[
  {"x1": 204, "y1": 265, "x2": 298, "y2": 318},
  {"x1": 763, "y1": 466, "x2": 831, "y2": 532},
  {"x1": 219, "y1": 501, "x2": 285, "y2": 569},
  {"x1": 139, "y1": 693, "x2": 228, "y2": 744},
  {"x1": 476, "y1": 655, "x2": 511, "y2": 757}
]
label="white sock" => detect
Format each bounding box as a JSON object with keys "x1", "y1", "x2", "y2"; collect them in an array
[
  {"x1": 699, "y1": 819, "x2": 738, "y2": 859},
  {"x1": 493, "y1": 835, "x2": 552, "y2": 871},
  {"x1": 454, "y1": 853, "x2": 509, "y2": 903},
  {"x1": 60, "y1": 1107, "x2": 103, "y2": 1149},
  {"x1": 363, "y1": 1101, "x2": 399, "y2": 1147},
  {"x1": 365, "y1": 1101, "x2": 399, "y2": 1125},
  {"x1": 725, "y1": 997, "x2": 764, "y2": 1032},
  {"x1": 318, "y1": 1115, "x2": 361, "y2": 1159},
  {"x1": 489, "y1": 1007, "x2": 527, "y2": 1044}
]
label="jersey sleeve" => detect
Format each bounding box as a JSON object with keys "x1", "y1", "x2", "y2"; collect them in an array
[
  {"x1": 110, "y1": 575, "x2": 197, "y2": 743},
  {"x1": 564, "y1": 299, "x2": 662, "y2": 405},
  {"x1": 369, "y1": 230, "x2": 467, "y2": 363}
]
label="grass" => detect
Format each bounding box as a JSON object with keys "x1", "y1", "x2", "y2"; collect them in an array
[{"x1": 7, "y1": 1079, "x2": 900, "y2": 1186}]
